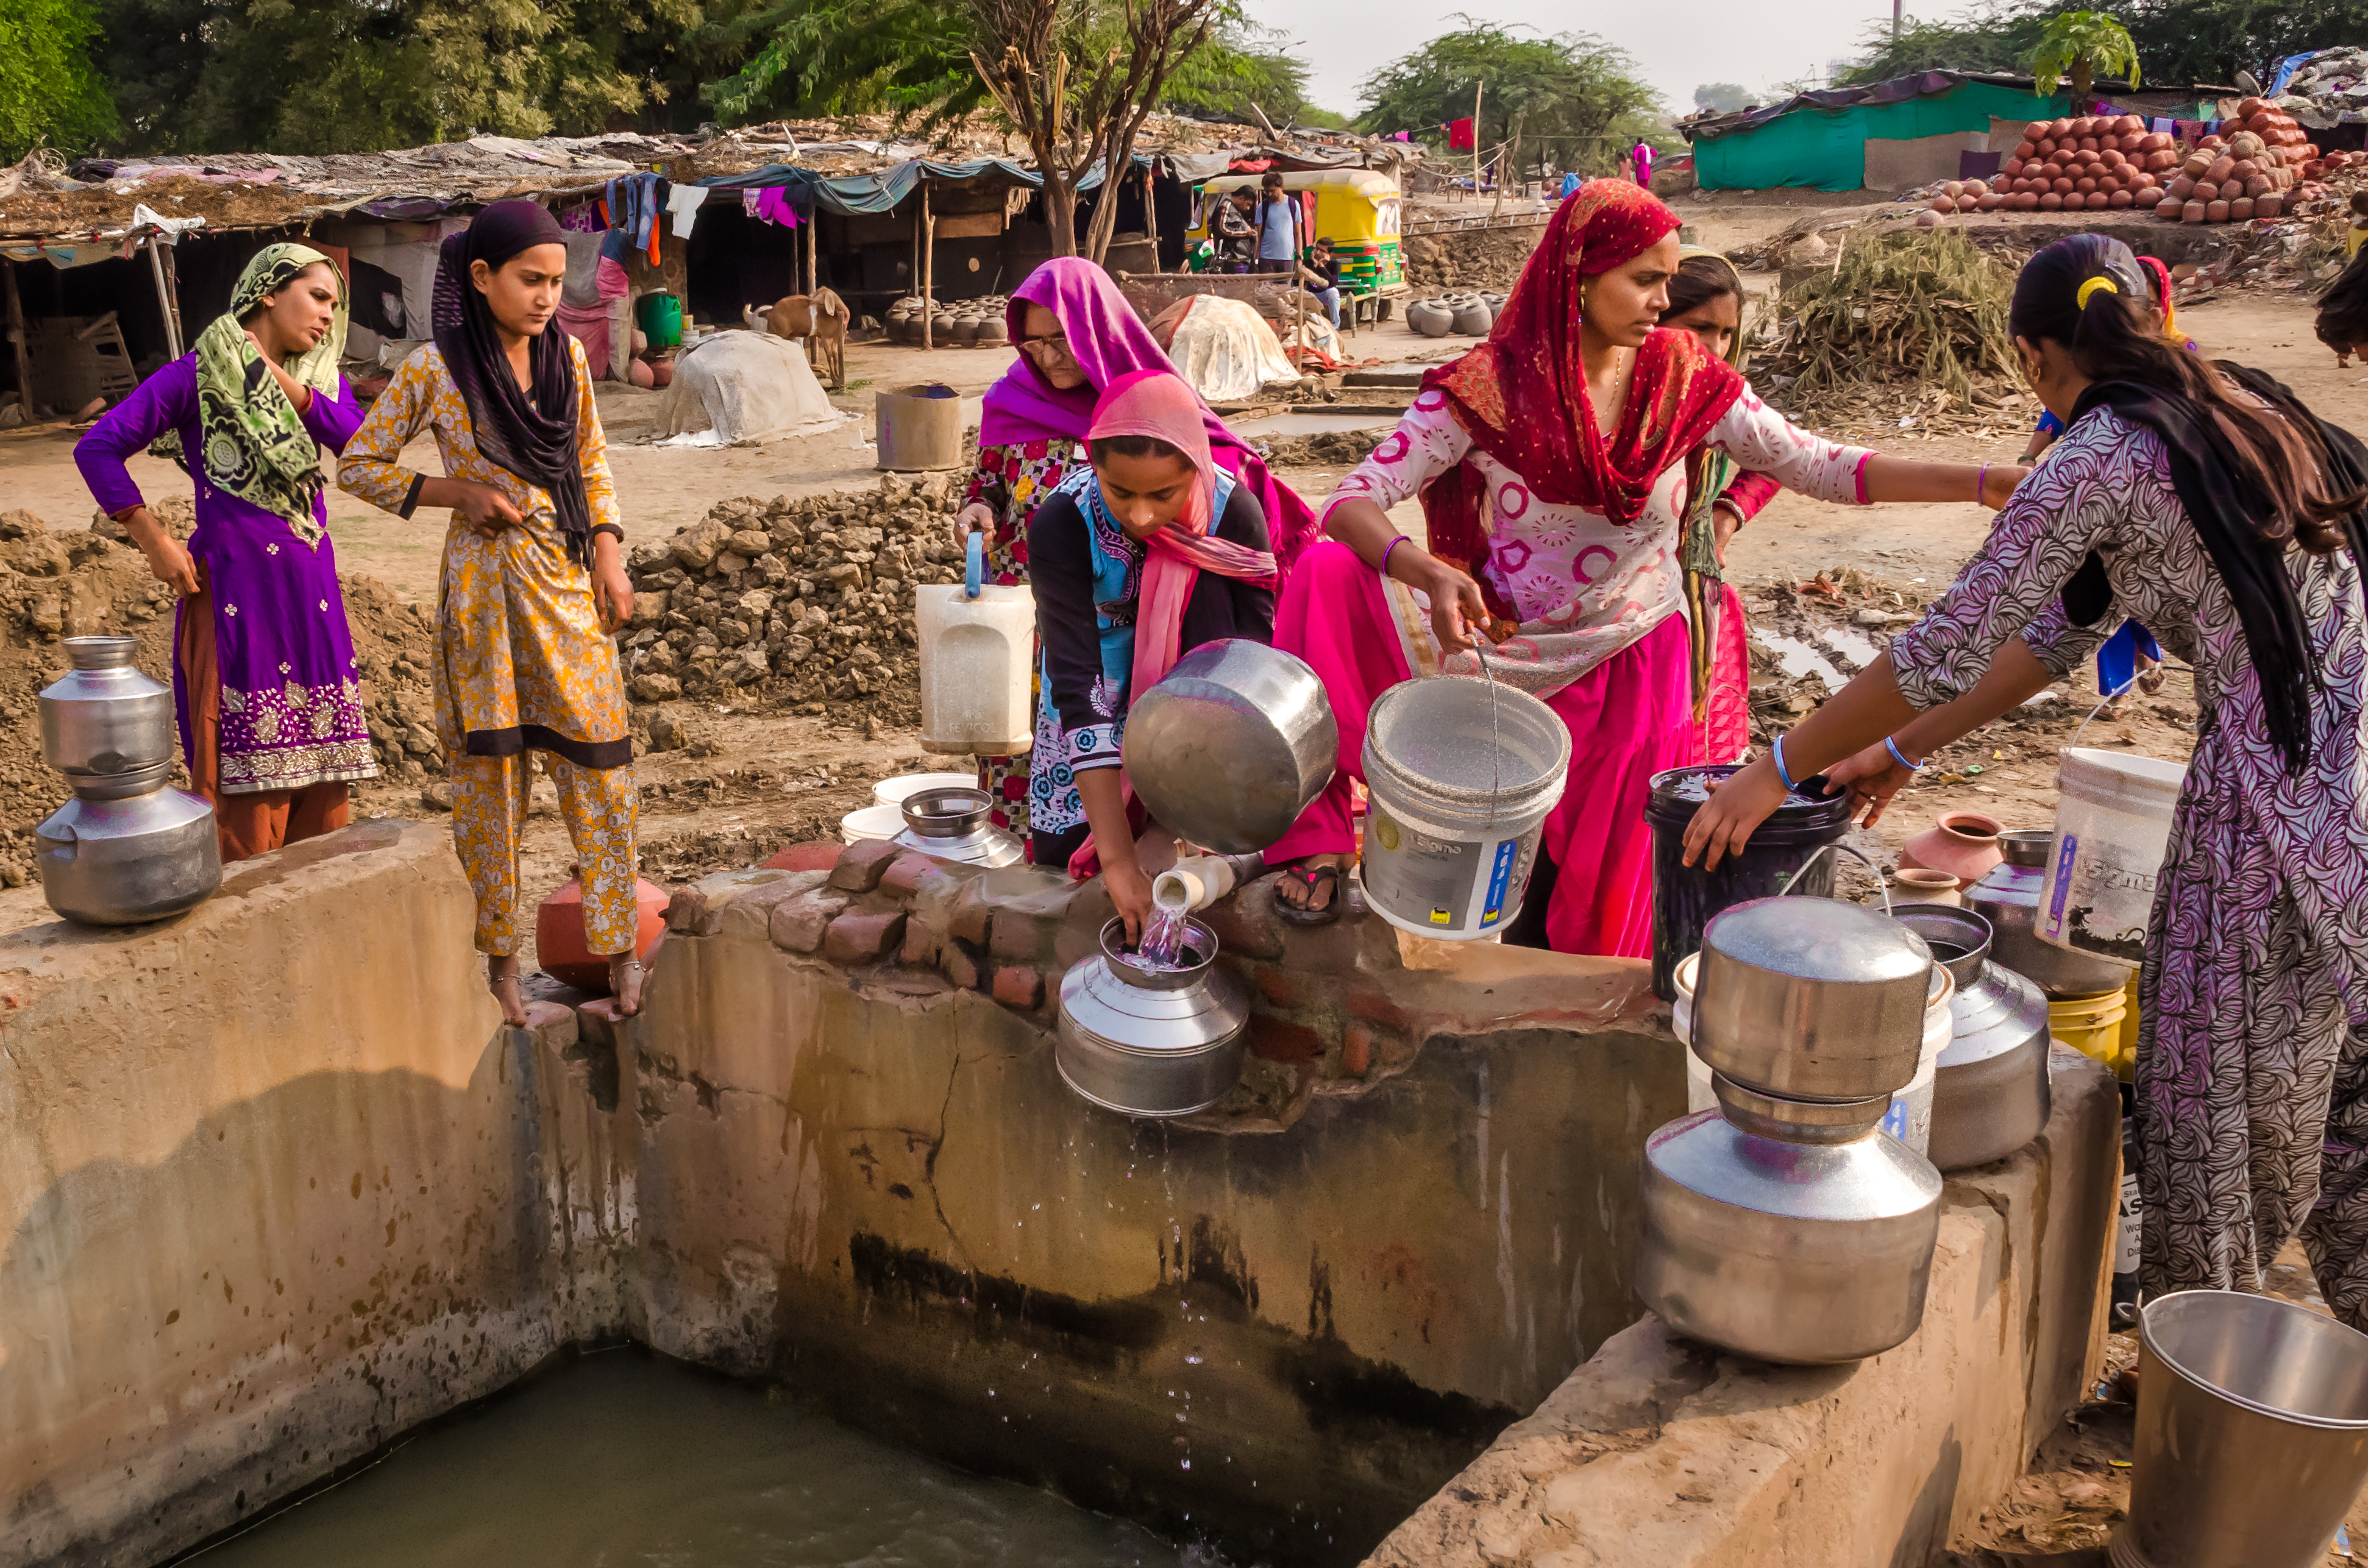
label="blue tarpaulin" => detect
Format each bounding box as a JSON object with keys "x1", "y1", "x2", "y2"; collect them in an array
[{"x1": 694, "y1": 154, "x2": 1155, "y2": 215}]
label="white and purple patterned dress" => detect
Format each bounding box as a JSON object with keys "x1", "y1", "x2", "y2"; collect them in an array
[{"x1": 1889, "y1": 405, "x2": 2368, "y2": 1322}]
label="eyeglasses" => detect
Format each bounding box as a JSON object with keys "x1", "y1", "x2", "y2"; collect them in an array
[{"x1": 1018, "y1": 332, "x2": 1073, "y2": 361}]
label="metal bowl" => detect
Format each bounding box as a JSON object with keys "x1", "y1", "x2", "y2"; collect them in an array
[
  {"x1": 900, "y1": 784, "x2": 992, "y2": 839},
  {"x1": 1120, "y1": 639, "x2": 1337, "y2": 853}
]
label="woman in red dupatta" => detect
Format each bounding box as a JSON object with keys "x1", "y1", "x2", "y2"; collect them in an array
[{"x1": 1267, "y1": 183, "x2": 2024, "y2": 950}]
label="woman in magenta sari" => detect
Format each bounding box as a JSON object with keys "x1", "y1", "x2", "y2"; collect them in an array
[
  {"x1": 956, "y1": 257, "x2": 1317, "y2": 851},
  {"x1": 1267, "y1": 185, "x2": 2024, "y2": 950}
]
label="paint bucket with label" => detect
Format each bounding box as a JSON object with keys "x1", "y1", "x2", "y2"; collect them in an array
[
  {"x1": 2039, "y1": 747, "x2": 2186, "y2": 969},
  {"x1": 1359, "y1": 663, "x2": 1570, "y2": 940}
]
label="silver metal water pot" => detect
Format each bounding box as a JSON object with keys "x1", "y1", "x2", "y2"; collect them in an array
[
  {"x1": 1120, "y1": 639, "x2": 1337, "y2": 853},
  {"x1": 1966, "y1": 828, "x2": 2130, "y2": 997},
  {"x1": 40, "y1": 635, "x2": 174, "y2": 782},
  {"x1": 1055, "y1": 917, "x2": 1248, "y2": 1117},
  {"x1": 1691, "y1": 895, "x2": 1936, "y2": 1102},
  {"x1": 37, "y1": 784, "x2": 221, "y2": 926},
  {"x1": 889, "y1": 785, "x2": 1024, "y2": 868},
  {"x1": 1635, "y1": 1073, "x2": 1945, "y2": 1365},
  {"x1": 1893, "y1": 903, "x2": 2053, "y2": 1172}
]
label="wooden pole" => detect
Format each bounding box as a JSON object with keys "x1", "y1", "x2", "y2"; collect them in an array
[
  {"x1": 1142, "y1": 167, "x2": 1159, "y2": 267},
  {"x1": 2, "y1": 259, "x2": 32, "y2": 417},
  {"x1": 921, "y1": 182, "x2": 936, "y2": 352},
  {"x1": 1472, "y1": 80, "x2": 1484, "y2": 200},
  {"x1": 146, "y1": 237, "x2": 183, "y2": 360}
]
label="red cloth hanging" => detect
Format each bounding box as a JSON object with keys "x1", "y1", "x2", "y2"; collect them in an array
[{"x1": 1447, "y1": 117, "x2": 1476, "y2": 151}]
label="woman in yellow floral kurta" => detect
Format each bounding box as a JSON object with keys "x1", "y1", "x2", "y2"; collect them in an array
[{"x1": 338, "y1": 200, "x2": 642, "y2": 1024}]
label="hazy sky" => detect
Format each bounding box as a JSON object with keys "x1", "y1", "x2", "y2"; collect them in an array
[{"x1": 1245, "y1": 0, "x2": 1914, "y2": 122}]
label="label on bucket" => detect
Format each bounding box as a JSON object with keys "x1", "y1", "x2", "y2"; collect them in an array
[
  {"x1": 1362, "y1": 804, "x2": 1536, "y2": 935},
  {"x1": 1481, "y1": 839, "x2": 1519, "y2": 927},
  {"x1": 2114, "y1": 1171, "x2": 2141, "y2": 1273},
  {"x1": 1881, "y1": 1098, "x2": 1908, "y2": 1141},
  {"x1": 2045, "y1": 831, "x2": 2078, "y2": 941}
]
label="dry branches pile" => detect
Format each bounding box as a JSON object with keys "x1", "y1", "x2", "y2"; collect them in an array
[{"x1": 1754, "y1": 228, "x2": 2021, "y2": 420}]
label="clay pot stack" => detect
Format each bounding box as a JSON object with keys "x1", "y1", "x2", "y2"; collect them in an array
[
  {"x1": 1944, "y1": 104, "x2": 2333, "y2": 227},
  {"x1": 1971, "y1": 113, "x2": 2171, "y2": 215}
]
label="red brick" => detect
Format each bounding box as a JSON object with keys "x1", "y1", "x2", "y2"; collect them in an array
[
  {"x1": 1200, "y1": 878, "x2": 1285, "y2": 959},
  {"x1": 825, "y1": 910, "x2": 907, "y2": 965},
  {"x1": 947, "y1": 885, "x2": 992, "y2": 946},
  {"x1": 1247, "y1": 1013, "x2": 1324, "y2": 1063},
  {"x1": 942, "y1": 943, "x2": 983, "y2": 990},
  {"x1": 1254, "y1": 966, "x2": 1299, "y2": 1008},
  {"x1": 828, "y1": 839, "x2": 900, "y2": 892},
  {"x1": 1345, "y1": 988, "x2": 1410, "y2": 1032},
  {"x1": 991, "y1": 965, "x2": 1044, "y2": 1009},
  {"x1": 989, "y1": 909, "x2": 1045, "y2": 962},
  {"x1": 769, "y1": 892, "x2": 847, "y2": 954},
  {"x1": 762, "y1": 840, "x2": 844, "y2": 873},
  {"x1": 880, "y1": 853, "x2": 940, "y2": 899},
  {"x1": 1342, "y1": 1024, "x2": 1374, "y2": 1078},
  {"x1": 900, "y1": 913, "x2": 944, "y2": 967}
]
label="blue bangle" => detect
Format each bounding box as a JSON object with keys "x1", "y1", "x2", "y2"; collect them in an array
[
  {"x1": 1885, "y1": 737, "x2": 1924, "y2": 772},
  {"x1": 1772, "y1": 733, "x2": 1798, "y2": 792}
]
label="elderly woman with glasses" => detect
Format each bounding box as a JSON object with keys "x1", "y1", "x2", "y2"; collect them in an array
[{"x1": 952, "y1": 257, "x2": 1318, "y2": 854}]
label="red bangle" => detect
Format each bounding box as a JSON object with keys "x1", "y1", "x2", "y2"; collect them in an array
[{"x1": 1381, "y1": 534, "x2": 1412, "y2": 577}]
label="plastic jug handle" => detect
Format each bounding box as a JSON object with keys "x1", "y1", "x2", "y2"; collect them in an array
[{"x1": 964, "y1": 530, "x2": 984, "y2": 600}]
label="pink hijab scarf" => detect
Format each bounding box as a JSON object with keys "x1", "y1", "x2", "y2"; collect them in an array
[{"x1": 1066, "y1": 371, "x2": 1279, "y2": 879}]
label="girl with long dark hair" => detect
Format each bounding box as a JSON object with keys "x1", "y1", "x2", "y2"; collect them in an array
[{"x1": 1685, "y1": 233, "x2": 2368, "y2": 1328}]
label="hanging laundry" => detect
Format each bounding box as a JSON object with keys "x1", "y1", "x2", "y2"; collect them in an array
[
  {"x1": 755, "y1": 186, "x2": 801, "y2": 229},
  {"x1": 667, "y1": 183, "x2": 711, "y2": 238},
  {"x1": 743, "y1": 190, "x2": 762, "y2": 217}
]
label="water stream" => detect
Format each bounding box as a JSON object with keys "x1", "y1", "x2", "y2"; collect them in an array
[{"x1": 182, "y1": 1351, "x2": 1199, "y2": 1568}]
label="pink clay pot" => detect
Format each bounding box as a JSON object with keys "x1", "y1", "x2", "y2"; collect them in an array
[{"x1": 1897, "y1": 811, "x2": 2005, "y2": 885}]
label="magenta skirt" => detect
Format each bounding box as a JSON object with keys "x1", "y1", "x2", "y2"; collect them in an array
[{"x1": 1264, "y1": 542, "x2": 1710, "y2": 958}]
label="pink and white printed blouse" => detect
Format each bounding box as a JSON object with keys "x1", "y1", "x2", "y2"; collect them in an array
[{"x1": 1324, "y1": 385, "x2": 1875, "y2": 695}]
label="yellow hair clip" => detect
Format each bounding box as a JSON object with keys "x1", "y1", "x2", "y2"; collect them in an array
[{"x1": 2077, "y1": 276, "x2": 2121, "y2": 310}]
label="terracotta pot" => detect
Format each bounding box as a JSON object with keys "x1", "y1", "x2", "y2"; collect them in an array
[
  {"x1": 1892, "y1": 867, "x2": 1963, "y2": 906},
  {"x1": 535, "y1": 874, "x2": 670, "y2": 992},
  {"x1": 1899, "y1": 811, "x2": 2005, "y2": 884}
]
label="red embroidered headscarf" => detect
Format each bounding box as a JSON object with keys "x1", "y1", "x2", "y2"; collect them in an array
[{"x1": 1418, "y1": 183, "x2": 1747, "y2": 618}]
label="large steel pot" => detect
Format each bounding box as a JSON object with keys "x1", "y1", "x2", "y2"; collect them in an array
[
  {"x1": 2112, "y1": 1291, "x2": 2368, "y2": 1568},
  {"x1": 1691, "y1": 895, "x2": 1936, "y2": 1103},
  {"x1": 37, "y1": 784, "x2": 221, "y2": 925},
  {"x1": 39, "y1": 635, "x2": 174, "y2": 782},
  {"x1": 890, "y1": 785, "x2": 1023, "y2": 868},
  {"x1": 1055, "y1": 917, "x2": 1248, "y2": 1117},
  {"x1": 1968, "y1": 828, "x2": 2130, "y2": 997},
  {"x1": 1636, "y1": 1093, "x2": 1944, "y2": 1364},
  {"x1": 1893, "y1": 903, "x2": 2053, "y2": 1171},
  {"x1": 1120, "y1": 639, "x2": 1337, "y2": 854}
]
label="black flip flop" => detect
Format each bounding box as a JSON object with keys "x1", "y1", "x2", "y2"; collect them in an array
[{"x1": 1273, "y1": 860, "x2": 1344, "y2": 926}]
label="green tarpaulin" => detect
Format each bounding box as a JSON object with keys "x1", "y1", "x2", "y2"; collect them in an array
[{"x1": 1698, "y1": 79, "x2": 2069, "y2": 193}]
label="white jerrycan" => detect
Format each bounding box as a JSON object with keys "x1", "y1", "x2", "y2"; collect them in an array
[{"x1": 916, "y1": 531, "x2": 1035, "y2": 757}]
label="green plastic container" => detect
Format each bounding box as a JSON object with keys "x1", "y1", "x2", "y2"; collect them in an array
[{"x1": 635, "y1": 291, "x2": 683, "y2": 349}]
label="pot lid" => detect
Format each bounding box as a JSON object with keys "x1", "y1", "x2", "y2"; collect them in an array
[
  {"x1": 1997, "y1": 828, "x2": 2052, "y2": 869},
  {"x1": 1701, "y1": 895, "x2": 1933, "y2": 992}
]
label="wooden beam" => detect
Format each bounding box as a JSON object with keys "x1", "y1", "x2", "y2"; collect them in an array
[
  {"x1": 2, "y1": 258, "x2": 32, "y2": 417},
  {"x1": 147, "y1": 238, "x2": 183, "y2": 360},
  {"x1": 921, "y1": 182, "x2": 936, "y2": 352}
]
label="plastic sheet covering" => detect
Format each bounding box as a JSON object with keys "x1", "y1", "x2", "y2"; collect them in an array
[
  {"x1": 653, "y1": 332, "x2": 850, "y2": 445},
  {"x1": 1148, "y1": 295, "x2": 1299, "y2": 405},
  {"x1": 1692, "y1": 74, "x2": 2067, "y2": 192}
]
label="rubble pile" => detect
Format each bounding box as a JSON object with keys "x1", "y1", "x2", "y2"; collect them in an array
[{"x1": 621, "y1": 472, "x2": 969, "y2": 729}]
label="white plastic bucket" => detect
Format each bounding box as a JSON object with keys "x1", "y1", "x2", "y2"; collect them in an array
[
  {"x1": 840, "y1": 803, "x2": 906, "y2": 843},
  {"x1": 1673, "y1": 950, "x2": 1951, "y2": 1156},
  {"x1": 873, "y1": 770, "x2": 981, "y2": 807},
  {"x1": 2039, "y1": 747, "x2": 2187, "y2": 970},
  {"x1": 1359, "y1": 673, "x2": 1571, "y2": 940},
  {"x1": 916, "y1": 535, "x2": 1035, "y2": 757}
]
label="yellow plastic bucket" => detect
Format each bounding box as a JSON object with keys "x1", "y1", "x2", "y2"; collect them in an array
[
  {"x1": 2050, "y1": 987, "x2": 2129, "y2": 1076},
  {"x1": 2111, "y1": 971, "x2": 2142, "y2": 1080}
]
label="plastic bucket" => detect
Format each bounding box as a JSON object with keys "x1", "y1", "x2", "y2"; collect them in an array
[
  {"x1": 2113, "y1": 1290, "x2": 2368, "y2": 1568},
  {"x1": 874, "y1": 770, "x2": 981, "y2": 807},
  {"x1": 2040, "y1": 747, "x2": 2186, "y2": 968},
  {"x1": 2113, "y1": 970, "x2": 2142, "y2": 1081},
  {"x1": 1359, "y1": 673, "x2": 1570, "y2": 940},
  {"x1": 635, "y1": 291, "x2": 683, "y2": 349},
  {"x1": 1673, "y1": 950, "x2": 1949, "y2": 1155},
  {"x1": 1646, "y1": 764, "x2": 1854, "y2": 1001},
  {"x1": 2049, "y1": 987, "x2": 2128, "y2": 1073},
  {"x1": 875, "y1": 382, "x2": 966, "y2": 472},
  {"x1": 839, "y1": 803, "x2": 905, "y2": 843}
]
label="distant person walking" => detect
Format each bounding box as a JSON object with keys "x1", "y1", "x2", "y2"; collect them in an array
[
  {"x1": 1255, "y1": 171, "x2": 1299, "y2": 274},
  {"x1": 1630, "y1": 139, "x2": 1655, "y2": 187}
]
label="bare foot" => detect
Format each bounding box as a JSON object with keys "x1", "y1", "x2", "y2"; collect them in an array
[
  {"x1": 1272, "y1": 854, "x2": 1348, "y2": 925},
  {"x1": 608, "y1": 951, "x2": 647, "y2": 1017},
  {"x1": 487, "y1": 954, "x2": 528, "y2": 1027}
]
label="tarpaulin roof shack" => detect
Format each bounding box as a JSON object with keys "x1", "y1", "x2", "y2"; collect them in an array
[{"x1": 1679, "y1": 70, "x2": 2242, "y2": 193}]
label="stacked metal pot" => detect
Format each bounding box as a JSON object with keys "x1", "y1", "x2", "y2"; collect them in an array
[
  {"x1": 1637, "y1": 896, "x2": 1946, "y2": 1364},
  {"x1": 1891, "y1": 903, "x2": 2054, "y2": 1172},
  {"x1": 1055, "y1": 917, "x2": 1248, "y2": 1118},
  {"x1": 35, "y1": 636, "x2": 220, "y2": 925}
]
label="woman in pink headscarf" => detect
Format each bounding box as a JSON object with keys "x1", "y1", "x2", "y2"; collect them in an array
[
  {"x1": 958, "y1": 257, "x2": 1315, "y2": 853},
  {"x1": 1026, "y1": 371, "x2": 1279, "y2": 937}
]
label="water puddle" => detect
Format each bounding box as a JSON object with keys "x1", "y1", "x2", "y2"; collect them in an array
[
  {"x1": 1816, "y1": 625, "x2": 1882, "y2": 669},
  {"x1": 185, "y1": 1351, "x2": 1199, "y2": 1568},
  {"x1": 1751, "y1": 628, "x2": 1847, "y2": 690}
]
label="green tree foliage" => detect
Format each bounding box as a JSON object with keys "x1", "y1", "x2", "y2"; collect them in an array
[
  {"x1": 693, "y1": 0, "x2": 984, "y2": 123},
  {"x1": 0, "y1": 0, "x2": 119, "y2": 160},
  {"x1": 1163, "y1": 20, "x2": 1346, "y2": 128},
  {"x1": 94, "y1": 0, "x2": 719, "y2": 155},
  {"x1": 1831, "y1": 0, "x2": 2343, "y2": 93},
  {"x1": 2031, "y1": 9, "x2": 2139, "y2": 99},
  {"x1": 1693, "y1": 81, "x2": 1757, "y2": 113},
  {"x1": 1355, "y1": 23, "x2": 1665, "y2": 177},
  {"x1": 1832, "y1": 7, "x2": 2048, "y2": 85}
]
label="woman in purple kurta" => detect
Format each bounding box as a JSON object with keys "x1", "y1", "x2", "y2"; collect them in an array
[{"x1": 76, "y1": 243, "x2": 379, "y2": 860}]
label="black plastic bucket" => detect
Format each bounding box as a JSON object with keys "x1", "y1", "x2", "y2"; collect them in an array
[{"x1": 1645, "y1": 764, "x2": 1855, "y2": 1001}]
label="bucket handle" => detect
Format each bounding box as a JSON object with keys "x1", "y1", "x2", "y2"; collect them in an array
[
  {"x1": 1776, "y1": 841, "x2": 1893, "y2": 917},
  {"x1": 1471, "y1": 639, "x2": 1502, "y2": 802},
  {"x1": 963, "y1": 529, "x2": 984, "y2": 600},
  {"x1": 2067, "y1": 658, "x2": 2194, "y2": 751}
]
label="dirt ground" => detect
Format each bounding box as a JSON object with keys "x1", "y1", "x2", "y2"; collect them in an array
[{"x1": 0, "y1": 204, "x2": 2349, "y2": 948}]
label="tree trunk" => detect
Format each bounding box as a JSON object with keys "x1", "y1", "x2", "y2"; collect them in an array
[
  {"x1": 1044, "y1": 176, "x2": 1078, "y2": 258},
  {"x1": 2071, "y1": 59, "x2": 2092, "y2": 112}
]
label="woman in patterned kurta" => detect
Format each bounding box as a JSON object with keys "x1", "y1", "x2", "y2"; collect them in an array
[
  {"x1": 338, "y1": 202, "x2": 642, "y2": 1025},
  {"x1": 1270, "y1": 185, "x2": 2022, "y2": 949},
  {"x1": 76, "y1": 244, "x2": 378, "y2": 860},
  {"x1": 1685, "y1": 236, "x2": 2368, "y2": 1328}
]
